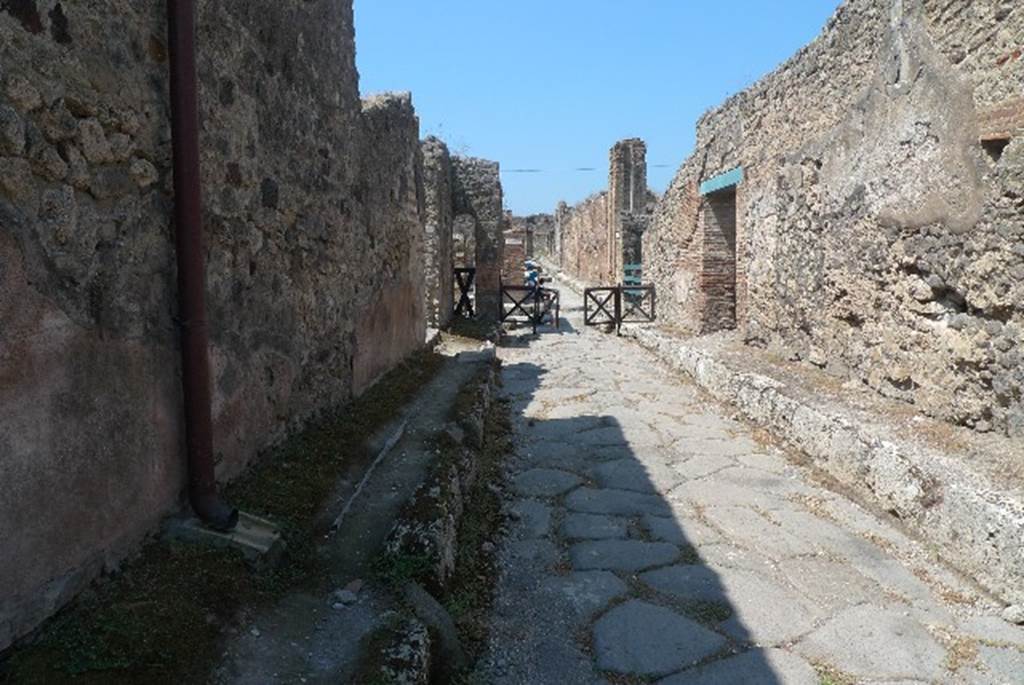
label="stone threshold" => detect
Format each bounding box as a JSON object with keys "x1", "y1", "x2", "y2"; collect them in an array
[{"x1": 619, "y1": 324, "x2": 1024, "y2": 610}]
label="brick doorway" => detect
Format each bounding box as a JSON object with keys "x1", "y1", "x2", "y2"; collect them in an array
[{"x1": 702, "y1": 188, "x2": 737, "y2": 331}]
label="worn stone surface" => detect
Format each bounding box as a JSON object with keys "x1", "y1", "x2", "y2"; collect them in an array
[
  {"x1": 570, "y1": 540, "x2": 679, "y2": 572},
  {"x1": 795, "y1": 605, "x2": 947, "y2": 681},
  {"x1": 476, "y1": 282, "x2": 1008, "y2": 683},
  {"x1": 513, "y1": 468, "x2": 582, "y2": 498},
  {"x1": 0, "y1": 0, "x2": 427, "y2": 650},
  {"x1": 628, "y1": 324, "x2": 1024, "y2": 606},
  {"x1": 658, "y1": 648, "x2": 819, "y2": 685},
  {"x1": 562, "y1": 513, "x2": 629, "y2": 540},
  {"x1": 593, "y1": 600, "x2": 727, "y2": 678}
]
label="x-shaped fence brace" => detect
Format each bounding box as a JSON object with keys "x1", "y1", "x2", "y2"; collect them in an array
[
  {"x1": 500, "y1": 285, "x2": 560, "y2": 335},
  {"x1": 584, "y1": 285, "x2": 656, "y2": 333},
  {"x1": 584, "y1": 287, "x2": 620, "y2": 327},
  {"x1": 454, "y1": 268, "x2": 476, "y2": 318},
  {"x1": 621, "y1": 286, "x2": 656, "y2": 323}
]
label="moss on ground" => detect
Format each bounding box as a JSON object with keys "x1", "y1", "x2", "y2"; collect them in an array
[{"x1": 0, "y1": 350, "x2": 446, "y2": 685}]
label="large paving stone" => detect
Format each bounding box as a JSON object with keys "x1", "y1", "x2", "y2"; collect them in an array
[
  {"x1": 510, "y1": 499, "x2": 551, "y2": 539},
  {"x1": 593, "y1": 600, "x2": 726, "y2": 678},
  {"x1": 794, "y1": 605, "x2": 947, "y2": 681},
  {"x1": 716, "y1": 570, "x2": 822, "y2": 646},
  {"x1": 777, "y1": 558, "x2": 883, "y2": 613},
  {"x1": 671, "y1": 454, "x2": 739, "y2": 480},
  {"x1": 975, "y1": 644, "x2": 1024, "y2": 684},
  {"x1": 562, "y1": 513, "x2": 628, "y2": 540},
  {"x1": 672, "y1": 480, "x2": 791, "y2": 512},
  {"x1": 513, "y1": 469, "x2": 583, "y2": 498},
  {"x1": 641, "y1": 565, "x2": 728, "y2": 604},
  {"x1": 645, "y1": 565, "x2": 820, "y2": 645},
  {"x1": 566, "y1": 488, "x2": 671, "y2": 516},
  {"x1": 675, "y1": 435, "x2": 761, "y2": 457},
  {"x1": 539, "y1": 571, "x2": 628, "y2": 621},
  {"x1": 571, "y1": 540, "x2": 679, "y2": 572},
  {"x1": 592, "y1": 459, "x2": 681, "y2": 493},
  {"x1": 700, "y1": 506, "x2": 815, "y2": 560},
  {"x1": 643, "y1": 513, "x2": 721, "y2": 546},
  {"x1": 658, "y1": 648, "x2": 818, "y2": 685}
]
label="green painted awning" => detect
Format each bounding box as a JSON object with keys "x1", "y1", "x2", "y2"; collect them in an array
[{"x1": 700, "y1": 167, "x2": 743, "y2": 195}]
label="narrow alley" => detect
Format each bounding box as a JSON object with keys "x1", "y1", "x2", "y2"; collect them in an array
[{"x1": 476, "y1": 283, "x2": 1023, "y2": 684}]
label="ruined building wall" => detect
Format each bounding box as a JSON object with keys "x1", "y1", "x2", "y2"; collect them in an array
[
  {"x1": 421, "y1": 136, "x2": 453, "y2": 328},
  {"x1": 502, "y1": 210, "x2": 525, "y2": 280},
  {"x1": 557, "y1": 139, "x2": 652, "y2": 284},
  {"x1": 644, "y1": 0, "x2": 1024, "y2": 436},
  {"x1": 452, "y1": 156, "x2": 504, "y2": 320},
  {"x1": 559, "y1": 191, "x2": 612, "y2": 283},
  {"x1": 519, "y1": 213, "x2": 556, "y2": 261},
  {"x1": 608, "y1": 139, "x2": 649, "y2": 274},
  {"x1": 0, "y1": 0, "x2": 426, "y2": 649}
]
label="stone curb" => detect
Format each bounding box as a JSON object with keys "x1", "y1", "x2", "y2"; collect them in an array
[
  {"x1": 361, "y1": 361, "x2": 500, "y2": 680},
  {"x1": 623, "y1": 325, "x2": 1024, "y2": 608}
]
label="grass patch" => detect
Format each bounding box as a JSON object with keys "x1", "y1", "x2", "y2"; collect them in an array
[
  {"x1": 813, "y1": 662, "x2": 856, "y2": 685},
  {"x1": 448, "y1": 317, "x2": 497, "y2": 342},
  {"x1": 0, "y1": 350, "x2": 446, "y2": 685},
  {"x1": 680, "y1": 599, "x2": 732, "y2": 626}
]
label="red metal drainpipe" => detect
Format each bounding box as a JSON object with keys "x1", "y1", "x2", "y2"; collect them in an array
[{"x1": 166, "y1": 0, "x2": 238, "y2": 532}]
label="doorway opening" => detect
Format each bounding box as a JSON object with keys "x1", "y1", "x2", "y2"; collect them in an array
[{"x1": 702, "y1": 188, "x2": 738, "y2": 331}]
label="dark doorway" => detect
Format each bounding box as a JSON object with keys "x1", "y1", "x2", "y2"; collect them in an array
[{"x1": 702, "y1": 188, "x2": 738, "y2": 331}]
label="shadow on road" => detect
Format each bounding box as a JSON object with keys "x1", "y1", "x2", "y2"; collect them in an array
[{"x1": 485, "y1": 358, "x2": 790, "y2": 684}]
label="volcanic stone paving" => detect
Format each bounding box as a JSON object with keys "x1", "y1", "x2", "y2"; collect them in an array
[{"x1": 475, "y1": 285, "x2": 1024, "y2": 684}]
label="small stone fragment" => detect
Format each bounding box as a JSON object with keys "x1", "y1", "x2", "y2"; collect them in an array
[
  {"x1": 0, "y1": 106, "x2": 25, "y2": 156},
  {"x1": 77, "y1": 118, "x2": 112, "y2": 163},
  {"x1": 332, "y1": 589, "x2": 358, "y2": 605},
  {"x1": 5, "y1": 75, "x2": 43, "y2": 112},
  {"x1": 129, "y1": 158, "x2": 159, "y2": 188},
  {"x1": 1002, "y1": 605, "x2": 1024, "y2": 625}
]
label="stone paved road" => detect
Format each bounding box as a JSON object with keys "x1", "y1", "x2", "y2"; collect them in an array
[{"x1": 475, "y1": 284, "x2": 1024, "y2": 685}]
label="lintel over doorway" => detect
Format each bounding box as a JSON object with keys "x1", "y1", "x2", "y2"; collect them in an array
[{"x1": 699, "y1": 167, "x2": 744, "y2": 196}]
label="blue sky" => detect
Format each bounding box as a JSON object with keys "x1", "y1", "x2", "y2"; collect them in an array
[{"x1": 355, "y1": 1, "x2": 841, "y2": 215}]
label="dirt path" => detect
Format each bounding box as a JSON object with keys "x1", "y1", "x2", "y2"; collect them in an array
[{"x1": 475, "y1": 282, "x2": 1024, "y2": 684}]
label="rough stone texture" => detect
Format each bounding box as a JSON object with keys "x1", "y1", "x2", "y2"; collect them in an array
[
  {"x1": 510, "y1": 213, "x2": 556, "y2": 263},
  {"x1": 383, "y1": 367, "x2": 498, "y2": 593},
  {"x1": 658, "y1": 649, "x2": 819, "y2": 685},
  {"x1": 627, "y1": 324, "x2": 1024, "y2": 606},
  {"x1": 512, "y1": 468, "x2": 582, "y2": 498},
  {"x1": 644, "y1": 0, "x2": 1024, "y2": 438},
  {"x1": 556, "y1": 138, "x2": 655, "y2": 284},
  {"x1": 501, "y1": 210, "x2": 526, "y2": 280},
  {"x1": 569, "y1": 539, "x2": 679, "y2": 572},
  {"x1": 795, "y1": 605, "x2": 947, "y2": 681},
  {"x1": 477, "y1": 282, "x2": 1016, "y2": 684},
  {"x1": 452, "y1": 155, "x2": 504, "y2": 320},
  {"x1": 421, "y1": 136, "x2": 454, "y2": 328},
  {"x1": 0, "y1": 0, "x2": 426, "y2": 650},
  {"x1": 592, "y1": 600, "x2": 726, "y2": 678}
]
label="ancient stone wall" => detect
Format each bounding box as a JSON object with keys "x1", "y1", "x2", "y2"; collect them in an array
[
  {"x1": 644, "y1": 0, "x2": 1024, "y2": 436},
  {"x1": 556, "y1": 139, "x2": 652, "y2": 284},
  {"x1": 421, "y1": 136, "x2": 454, "y2": 328},
  {"x1": 559, "y1": 191, "x2": 612, "y2": 283},
  {"x1": 452, "y1": 156, "x2": 504, "y2": 320},
  {"x1": 519, "y1": 213, "x2": 556, "y2": 261},
  {"x1": 502, "y1": 211, "x2": 525, "y2": 280},
  {"x1": 609, "y1": 139, "x2": 649, "y2": 275},
  {"x1": 0, "y1": 0, "x2": 426, "y2": 649}
]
